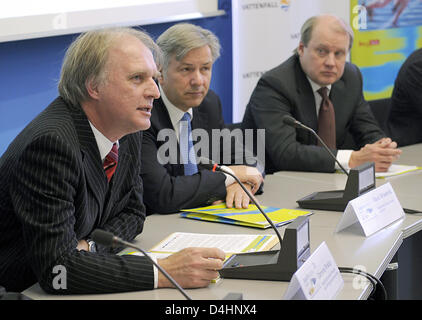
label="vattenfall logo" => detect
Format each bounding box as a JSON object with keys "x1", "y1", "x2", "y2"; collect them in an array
[
  {"x1": 241, "y1": 0, "x2": 291, "y2": 11},
  {"x1": 280, "y1": 0, "x2": 292, "y2": 11}
]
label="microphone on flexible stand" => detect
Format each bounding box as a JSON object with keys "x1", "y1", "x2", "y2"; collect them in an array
[
  {"x1": 201, "y1": 160, "x2": 311, "y2": 281},
  {"x1": 282, "y1": 115, "x2": 349, "y2": 176},
  {"x1": 201, "y1": 162, "x2": 283, "y2": 246},
  {"x1": 91, "y1": 229, "x2": 192, "y2": 300},
  {"x1": 283, "y1": 114, "x2": 421, "y2": 213},
  {"x1": 282, "y1": 115, "x2": 378, "y2": 211}
]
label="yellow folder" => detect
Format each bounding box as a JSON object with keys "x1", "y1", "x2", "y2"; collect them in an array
[{"x1": 180, "y1": 203, "x2": 311, "y2": 229}]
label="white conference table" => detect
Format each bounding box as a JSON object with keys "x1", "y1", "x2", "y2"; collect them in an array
[{"x1": 23, "y1": 144, "x2": 422, "y2": 300}]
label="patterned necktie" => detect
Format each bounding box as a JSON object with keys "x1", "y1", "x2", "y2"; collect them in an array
[
  {"x1": 103, "y1": 143, "x2": 119, "y2": 182},
  {"x1": 179, "y1": 112, "x2": 198, "y2": 175},
  {"x1": 317, "y1": 87, "x2": 336, "y2": 149}
]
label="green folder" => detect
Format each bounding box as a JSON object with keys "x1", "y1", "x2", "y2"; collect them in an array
[{"x1": 180, "y1": 204, "x2": 312, "y2": 229}]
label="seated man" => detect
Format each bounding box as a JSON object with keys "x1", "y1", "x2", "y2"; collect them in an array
[
  {"x1": 242, "y1": 14, "x2": 401, "y2": 174},
  {"x1": 0, "y1": 27, "x2": 225, "y2": 294},
  {"x1": 141, "y1": 23, "x2": 263, "y2": 214},
  {"x1": 387, "y1": 47, "x2": 422, "y2": 147}
]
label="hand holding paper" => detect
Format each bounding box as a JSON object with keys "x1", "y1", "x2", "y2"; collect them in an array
[{"x1": 157, "y1": 247, "x2": 225, "y2": 288}]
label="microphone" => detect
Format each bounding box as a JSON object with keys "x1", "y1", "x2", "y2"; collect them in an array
[
  {"x1": 282, "y1": 115, "x2": 349, "y2": 176},
  {"x1": 283, "y1": 116, "x2": 421, "y2": 214},
  {"x1": 201, "y1": 160, "x2": 310, "y2": 281},
  {"x1": 283, "y1": 115, "x2": 379, "y2": 211},
  {"x1": 91, "y1": 229, "x2": 192, "y2": 300},
  {"x1": 282, "y1": 115, "x2": 303, "y2": 129},
  {"x1": 201, "y1": 162, "x2": 283, "y2": 247}
]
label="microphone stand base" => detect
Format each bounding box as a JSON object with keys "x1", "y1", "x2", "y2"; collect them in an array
[{"x1": 220, "y1": 250, "x2": 296, "y2": 282}]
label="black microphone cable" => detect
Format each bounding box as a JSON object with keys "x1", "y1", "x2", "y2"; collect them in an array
[
  {"x1": 282, "y1": 115, "x2": 350, "y2": 176},
  {"x1": 205, "y1": 162, "x2": 284, "y2": 248},
  {"x1": 338, "y1": 267, "x2": 387, "y2": 300},
  {"x1": 92, "y1": 229, "x2": 192, "y2": 300}
]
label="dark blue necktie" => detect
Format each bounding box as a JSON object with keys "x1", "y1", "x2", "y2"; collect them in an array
[{"x1": 179, "y1": 112, "x2": 198, "y2": 175}]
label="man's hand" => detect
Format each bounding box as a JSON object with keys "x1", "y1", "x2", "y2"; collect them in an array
[
  {"x1": 225, "y1": 182, "x2": 256, "y2": 209},
  {"x1": 157, "y1": 247, "x2": 225, "y2": 288},
  {"x1": 349, "y1": 138, "x2": 402, "y2": 172},
  {"x1": 227, "y1": 165, "x2": 263, "y2": 194},
  {"x1": 76, "y1": 240, "x2": 89, "y2": 251}
]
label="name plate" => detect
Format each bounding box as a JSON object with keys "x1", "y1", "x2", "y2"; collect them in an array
[
  {"x1": 283, "y1": 242, "x2": 343, "y2": 300},
  {"x1": 335, "y1": 182, "x2": 404, "y2": 237}
]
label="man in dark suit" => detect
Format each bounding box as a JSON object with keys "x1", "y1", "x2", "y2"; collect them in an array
[
  {"x1": 141, "y1": 23, "x2": 263, "y2": 214},
  {"x1": 242, "y1": 14, "x2": 402, "y2": 174},
  {"x1": 388, "y1": 48, "x2": 422, "y2": 147},
  {"x1": 0, "y1": 28, "x2": 225, "y2": 294}
]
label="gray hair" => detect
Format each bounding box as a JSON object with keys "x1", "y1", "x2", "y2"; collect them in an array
[
  {"x1": 294, "y1": 15, "x2": 354, "y2": 54},
  {"x1": 156, "y1": 23, "x2": 221, "y2": 75},
  {"x1": 58, "y1": 27, "x2": 162, "y2": 106}
]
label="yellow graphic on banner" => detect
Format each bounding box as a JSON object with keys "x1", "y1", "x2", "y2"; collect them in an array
[{"x1": 350, "y1": 0, "x2": 422, "y2": 100}]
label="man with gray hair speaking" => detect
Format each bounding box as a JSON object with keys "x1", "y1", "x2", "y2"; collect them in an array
[
  {"x1": 0, "y1": 27, "x2": 225, "y2": 294},
  {"x1": 242, "y1": 14, "x2": 401, "y2": 174},
  {"x1": 141, "y1": 23, "x2": 263, "y2": 214}
]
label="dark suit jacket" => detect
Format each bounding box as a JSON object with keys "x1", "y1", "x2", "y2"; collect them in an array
[
  {"x1": 242, "y1": 55, "x2": 384, "y2": 174},
  {"x1": 141, "y1": 90, "x2": 229, "y2": 214},
  {"x1": 141, "y1": 89, "x2": 261, "y2": 214},
  {"x1": 388, "y1": 48, "x2": 422, "y2": 147},
  {"x1": 0, "y1": 97, "x2": 154, "y2": 294}
]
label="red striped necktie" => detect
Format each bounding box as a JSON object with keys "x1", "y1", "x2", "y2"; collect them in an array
[{"x1": 103, "y1": 143, "x2": 118, "y2": 182}]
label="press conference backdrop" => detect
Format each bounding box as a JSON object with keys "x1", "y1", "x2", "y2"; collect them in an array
[
  {"x1": 351, "y1": 0, "x2": 422, "y2": 100},
  {"x1": 0, "y1": 0, "x2": 230, "y2": 156},
  {"x1": 2, "y1": 0, "x2": 422, "y2": 155},
  {"x1": 231, "y1": 0, "x2": 350, "y2": 122},
  {"x1": 0, "y1": 0, "x2": 221, "y2": 42},
  {"x1": 232, "y1": 0, "x2": 422, "y2": 120}
]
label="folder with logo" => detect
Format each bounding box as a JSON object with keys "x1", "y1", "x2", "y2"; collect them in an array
[{"x1": 180, "y1": 204, "x2": 312, "y2": 229}]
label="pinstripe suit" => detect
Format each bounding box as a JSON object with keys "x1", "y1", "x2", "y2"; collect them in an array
[{"x1": 0, "y1": 97, "x2": 154, "y2": 294}]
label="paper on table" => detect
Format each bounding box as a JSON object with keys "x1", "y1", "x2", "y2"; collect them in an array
[
  {"x1": 125, "y1": 232, "x2": 278, "y2": 260},
  {"x1": 375, "y1": 164, "x2": 422, "y2": 179},
  {"x1": 337, "y1": 164, "x2": 422, "y2": 179}
]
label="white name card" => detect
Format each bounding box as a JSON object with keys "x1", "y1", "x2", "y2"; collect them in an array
[
  {"x1": 283, "y1": 242, "x2": 344, "y2": 300},
  {"x1": 336, "y1": 182, "x2": 404, "y2": 237}
]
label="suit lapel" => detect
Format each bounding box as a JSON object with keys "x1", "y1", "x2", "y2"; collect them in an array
[
  {"x1": 70, "y1": 104, "x2": 108, "y2": 210},
  {"x1": 153, "y1": 98, "x2": 174, "y2": 131},
  {"x1": 69, "y1": 106, "x2": 108, "y2": 219},
  {"x1": 329, "y1": 77, "x2": 345, "y2": 131},
  {"x1": 153, "y1": 98, "x2": 184, "y2": 176},
  {"x1": 294, "y1": 58, "x2": 319, "y2": 131},
  {"x1": 191, "y1": 106, "x2": 209, "y2": 132}
]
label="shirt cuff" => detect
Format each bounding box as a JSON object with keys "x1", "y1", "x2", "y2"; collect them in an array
[
  {"x1": 220, "y1": 165, "x2": 236, "y2": 186},
  {"x1": 151, "y1": 255, "x2": 158, "y2": 289},
  {"x1": 336, "y1": 150, "x2": 352, "y2": 172}
]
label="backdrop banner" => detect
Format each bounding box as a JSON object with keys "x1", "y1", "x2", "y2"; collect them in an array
[
  {"x1": 232, "y1": 0, "x2": 350, "y2": 122},
  {"x1": 351, "y1": 0, "x2": 422, "y2": 101}
]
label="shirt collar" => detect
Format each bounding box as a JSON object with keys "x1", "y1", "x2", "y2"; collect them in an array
[
  {"x1": 88, "y1": 121, "x2": 118, "y2": 161},
  {"x1": 307, "y1": 76, "x2": 332, "y2": 95},
  {"x1": 159, "y1": 83, "x2": 193, "y2": 128}
]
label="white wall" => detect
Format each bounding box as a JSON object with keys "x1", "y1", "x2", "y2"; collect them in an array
[{"x1": 0, "y1": 0, "x2": 221, "y2": 42}]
